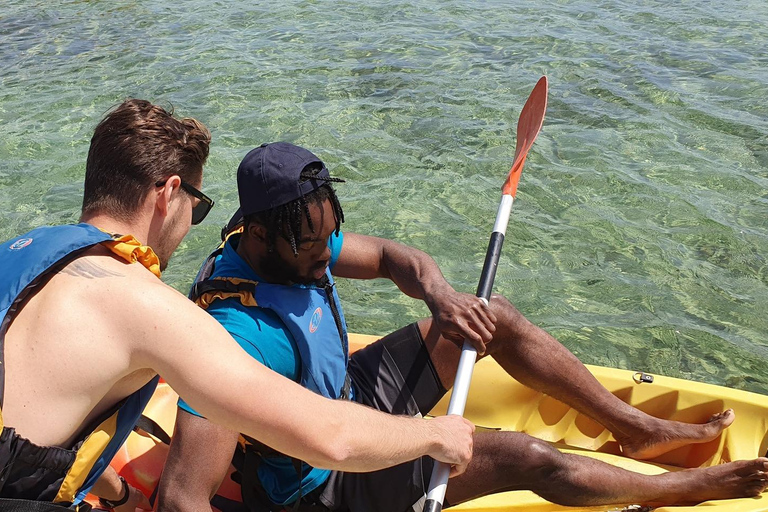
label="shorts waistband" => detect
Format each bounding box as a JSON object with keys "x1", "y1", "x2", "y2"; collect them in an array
[{"x1": 1, "y1": 427, "x2": 77, "y2": 472}]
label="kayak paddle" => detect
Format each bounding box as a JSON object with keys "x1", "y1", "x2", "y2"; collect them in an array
[{"x1": 423, "y1": 76, "x2": 548, "y2": 512}]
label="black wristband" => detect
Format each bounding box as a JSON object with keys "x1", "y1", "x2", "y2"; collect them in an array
[{"x1": 98, "y1": 475, "x2": 130, "y2": 509}]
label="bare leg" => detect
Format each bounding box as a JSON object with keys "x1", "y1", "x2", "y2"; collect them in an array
[
  {"x1": 419, "y1": 294, "x2": 733, "y2": 460},
  {"x1": 444, "y1": 432, "x2": 768, "y2": 507}
]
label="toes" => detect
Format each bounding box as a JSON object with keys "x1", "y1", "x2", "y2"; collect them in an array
[
  {"x1": 746, "y1": 483, "x2": 766, "y2": 497},
  {"x1": 708, "y1": 409, "x2": 735, "y2": 427},
  {"x1": 732, "y1": 459, "x2": 768, "y2": 477}
]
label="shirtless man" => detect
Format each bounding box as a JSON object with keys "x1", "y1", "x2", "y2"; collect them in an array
[
  {"x1": 0, "y1": 100, "x2": 474, "y2": 510},
  {"x1": 158, "y1": 142, "x2": 767, "y2": 512}
]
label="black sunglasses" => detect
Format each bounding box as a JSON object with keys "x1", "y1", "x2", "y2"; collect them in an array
[{"x1": 155, "y1": 179, "x2": 215, "y2": 225}]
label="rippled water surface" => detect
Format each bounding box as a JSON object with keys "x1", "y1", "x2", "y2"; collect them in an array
[{"x1": 2, "y1": 1, "x2": 767, "y2": 393}]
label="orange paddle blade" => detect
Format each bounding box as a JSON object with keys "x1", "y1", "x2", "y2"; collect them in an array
[{"x1": 502, "y1": 76, "x2": 548, "y2": 197}]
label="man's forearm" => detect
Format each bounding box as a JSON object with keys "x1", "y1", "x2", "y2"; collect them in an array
[
  {"x1": 252, "y1": 392, "x2": 474, "y2": 473},
  {"x1": 317, "y1": 401, "x2": 437, "y2": 469},
  {"x1": 377, "y1": 237, "x2": 496, "y2": 351},
  {"x1": 379, "y1": 239, "x2": 453, "y2": 304},
  {"x1": 90, "y1": 466, "x2": 125, "y2": 501},
  {"x1": 152, "y1": 308, "x2": 473, "y2": 476}
]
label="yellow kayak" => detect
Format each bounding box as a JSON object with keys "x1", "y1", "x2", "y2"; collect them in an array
[{"x1": 98, "y1": 333, "x2": 768, "y2": 511}]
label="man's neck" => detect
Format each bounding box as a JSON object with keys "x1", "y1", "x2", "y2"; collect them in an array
[
  {"x1": 235, "y1": 236, "x2": 290, "y2": 285},
  {"x1": 79, "y1": 213, "x2": 151, "y2": 246},
  {"x1": 236, "y1": 237, "x2": 265, "y2": 278}
]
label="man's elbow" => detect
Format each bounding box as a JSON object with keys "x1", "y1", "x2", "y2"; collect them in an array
[
  {"x1": 303, "y1": 431, "x2": 355, "y2": 470},
  {"x1": 324, "y1": 437, "x2": 355, "y2": 467}
]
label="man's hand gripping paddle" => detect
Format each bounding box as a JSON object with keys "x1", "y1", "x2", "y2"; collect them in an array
[{"x1": 424, "y1": 76, "x2": 548, "y2": 512}]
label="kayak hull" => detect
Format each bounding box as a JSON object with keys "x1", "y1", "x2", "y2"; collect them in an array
[{"x1": 91, "y1": 333, "x2": 768, "y2": 511}]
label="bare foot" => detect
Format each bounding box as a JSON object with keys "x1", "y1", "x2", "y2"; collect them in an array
[
  {"x1": 649, "y1": 457, "x2": 768, "y2": 506},
  {"x1": 620, "y1": 409, "x2": 735, "y2": 460}
]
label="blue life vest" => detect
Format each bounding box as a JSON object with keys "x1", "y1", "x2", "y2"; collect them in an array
[
  {"x1": 0, "y1": 224, "x2": 159, "y2": 506},
  {"x1": 189, "y1": 229, "x2": 352, "y2": 508},
  {"x1": 191, "y1": 238, "x2": 350, "y2": 400},
  {"x1": 0, "y1": 224, "x2": 111, "y2": 325}
]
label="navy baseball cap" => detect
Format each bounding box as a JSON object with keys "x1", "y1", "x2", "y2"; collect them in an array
[{"x1": 237, "y1": 142, "x2": 331, "y2": 215}]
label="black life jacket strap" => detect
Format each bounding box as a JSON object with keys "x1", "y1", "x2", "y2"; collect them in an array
[
  {"x1": 0, "y1": 499, "x2": 90, "y2": 511},
  {"x1": 128, "y1": 415, "x2": 173, "y2": 508},
  {"x1": 133, "y1": 415, "x2": 172, "y2": 445},
  {"x1": 316, "y1": 275, "x2": 350, "y2": 402},
  {"x1": 188, "y1": 250, "x2": 222, "y2": 301},
  {"x1": 232, "y1": 446, "x2": 328, "y2": 512},
  {"x1": 189, "y1": 279, "x2": 258, "y2": 304},
  {"x1": 232, "y1": 447, "x2": 281, "y2": 512}
]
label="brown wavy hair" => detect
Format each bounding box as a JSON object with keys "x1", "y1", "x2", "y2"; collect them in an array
[{"x1": 81, "y1": 99, "x2": 211, "y2": 220}]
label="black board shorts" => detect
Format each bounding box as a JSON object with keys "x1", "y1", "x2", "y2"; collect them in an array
[
  {"x1": 0, "y1": 427, "x2": 78, "y2": 504},
  {"x1": 312, "y1": 323, "x2": 448, "y2": 512}
]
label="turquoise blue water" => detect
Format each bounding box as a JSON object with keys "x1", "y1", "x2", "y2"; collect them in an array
[{"x1": 2, "y1": 1, "x2": 767, "y2": 393}]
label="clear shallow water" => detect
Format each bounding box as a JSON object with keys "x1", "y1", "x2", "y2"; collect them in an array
[{"x1": 2, "y1": 1, "x2": 767, "y2": 393}]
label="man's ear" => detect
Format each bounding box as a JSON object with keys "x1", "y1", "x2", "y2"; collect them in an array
[
  {"x1": 155, "y1": 176, "x2": 182, "y2": 217},
  {"x1": 246, "y1": 221, "x2": 267, "y2": 243}
]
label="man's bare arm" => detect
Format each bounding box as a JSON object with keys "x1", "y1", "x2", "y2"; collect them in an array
[
  {"x1": 333, "y1": 232, "x2": 497, "y2": 352},
  {"x1": 157, "y1": 409, "x2": 238, "y2": 512},
  {"x1": 91, "y1": 466, "x2": 151, "y2": 512},
  {"x1": 126, "y1": 282, "x2": 474, "y2": 474}
]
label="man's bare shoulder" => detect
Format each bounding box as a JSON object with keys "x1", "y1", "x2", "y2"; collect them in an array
[
  {"x1": 332, "y1": 231, "x2": 391, "y2": 278},
  {"x1": 49, "y1": 247, "x2": 232, "y2": 372},
  {"x1": 55, "y1": 246, "x2": 203, "y2": 322}
]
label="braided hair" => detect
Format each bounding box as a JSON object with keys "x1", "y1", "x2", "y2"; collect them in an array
[{"x1": 245, "y1": 164, "x2": 345, "y2": 255}]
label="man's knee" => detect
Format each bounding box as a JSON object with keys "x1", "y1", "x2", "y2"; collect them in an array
[
  {"x1": 488, "y1": 293, "x2": 511, "y2": 309},
  {"x1": 477, "y1": 432, "x2": 564, "y2": 479},
  {"x1": 488, "y1": 294, "x2": 525, "y2": 324},
  {"x1": 514, "y1": 439, "x2": 587, "y2": 501},
  {"x1": 519, "y1": 438, "x2": 566, "y2": 478},
  {"x1": 486, "y1": 294, "x2": 531, "y2": 350}
]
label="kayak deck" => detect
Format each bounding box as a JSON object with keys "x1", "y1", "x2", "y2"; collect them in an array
[
  {"x1": 352, "y1": 334, "x2": 768, "y2": 510},
  {"x1": 102, "y1": 333, "x2": 768, "y2": 511},
  {"x1": 431, "y1": 351, "x2": 768, "y2": 511}
]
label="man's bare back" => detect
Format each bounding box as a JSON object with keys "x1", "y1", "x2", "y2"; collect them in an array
[
  {"x1": 4, "y1": 240, "x2": 473, "y2": 467},
  {"x1": 3, "y1": 246, "x2": 159, "y2": 447}
]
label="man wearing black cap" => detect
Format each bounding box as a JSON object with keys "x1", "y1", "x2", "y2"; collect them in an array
[
  {"x1": 158, "y1": 142, "x2": 768, "y2": 512},
  {"x1": 0, "y1": 106, "x2": 477, "y2": 510}
]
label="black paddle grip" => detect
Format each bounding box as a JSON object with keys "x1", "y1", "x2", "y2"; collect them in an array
[
  {"x1": 476, "y1": 231, "x2": 505, "y2": 301},
  {"x1": 424, "y1": 499, "x2": 442, "y2": 512}
]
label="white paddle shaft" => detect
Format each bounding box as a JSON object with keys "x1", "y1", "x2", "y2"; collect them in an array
[{"x1": 424, "y1": 194, "x2": 514, "y2": 509}]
